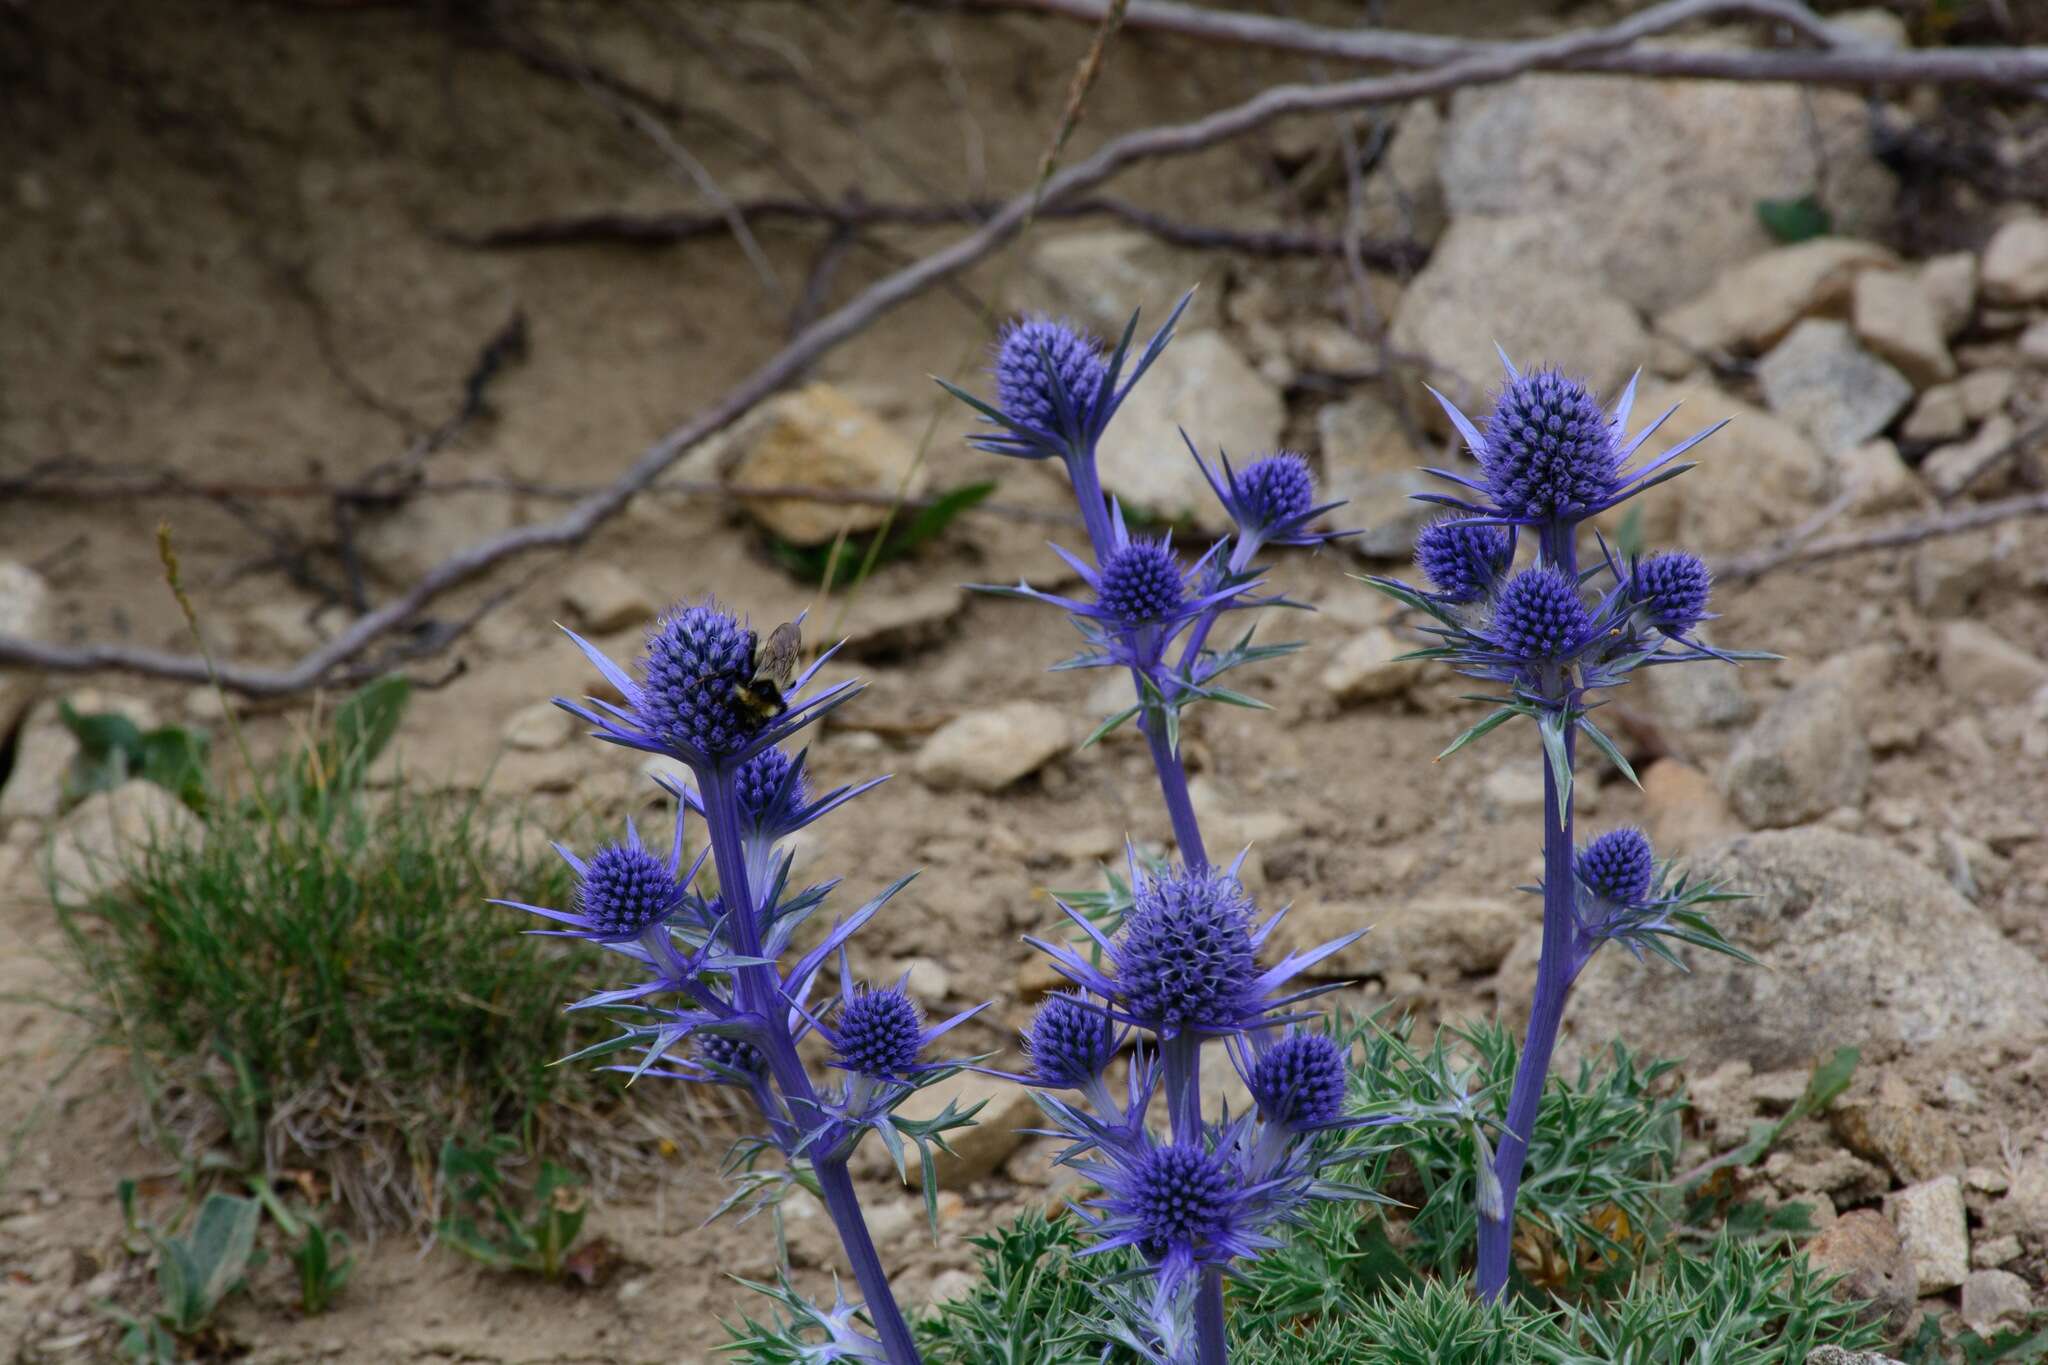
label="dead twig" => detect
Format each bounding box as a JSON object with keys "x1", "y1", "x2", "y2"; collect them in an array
[
  {"x1": 963, "y1": 0, "x2": 2048, "y2": 88},
  {"x1": 1716, "y1": 488, "x2": 2048, "y2": 582},
  {"x1": 0, "y1": 0, "x2": 1854, "y2": 694},
  {"x1": 1934, "y1": 413, "x2": 2048, "y2": 502}
]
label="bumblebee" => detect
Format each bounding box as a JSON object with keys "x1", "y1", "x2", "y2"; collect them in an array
[{"x1": 733, "y1": 621, "x2": 801, "y2": 722}]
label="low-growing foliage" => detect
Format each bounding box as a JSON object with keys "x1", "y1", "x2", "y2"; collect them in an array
[
  {"x1": 434, "y1": 1134, "x2": 590, "y2": 1280},
  {"x1": 1901, "y1": 1311, "x2": 2048, "y2": 1364},
  {"x1": 103, "y1": 1185, "x2": 262, "y2": 1362},
  {"x1": 55, "y1": 683, "x2": 643, "y2": 1223},
  {"x1": 59, "y1": 700, "x2": 211, "y2": 811}
]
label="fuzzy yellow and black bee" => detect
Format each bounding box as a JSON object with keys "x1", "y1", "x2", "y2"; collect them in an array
[{"x1": 732, "y1": 621, "x2": 802, "y2": 723}]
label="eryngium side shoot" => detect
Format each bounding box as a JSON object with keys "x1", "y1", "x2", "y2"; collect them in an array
[
  {"x1": 1366, "y1": 353, "x2": 1763, "y2": 1301},
  {"x1": 501, "y1": 603, "x2": 985, "y2": 1364},
  {"x1": 948, "y1": 299, "x2": 1398, "y2": 1364}
]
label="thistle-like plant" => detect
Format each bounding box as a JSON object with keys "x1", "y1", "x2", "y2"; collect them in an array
[
  {"x1": 503, "y1": 603, "x2": 986, "y2": 1363},
  {"x1": 948, "y1": 299, "x2": 1395, "y2": 1365},
  {"x1": 1365, "y1": 353, "x2": 1764, "y2": 1301}
]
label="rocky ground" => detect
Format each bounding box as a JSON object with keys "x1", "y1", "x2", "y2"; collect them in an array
[{"x1": 2, "y1": 1, "x2": 2047, "y2": 1361}]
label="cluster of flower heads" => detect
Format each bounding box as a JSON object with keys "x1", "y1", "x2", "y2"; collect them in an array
[
  {"x1": 953, "y1": 301, "x2": 1406, "y2": 1360},
  {"x1": 501, "y1": 599, "x2": 987, "y2": 1362},
  {"x1": 1371, "y1": 350, "x2": 1759, "y2": 1304}
]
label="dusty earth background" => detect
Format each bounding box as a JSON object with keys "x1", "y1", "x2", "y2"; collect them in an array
[{"x1": 4, "y1": 0, "x2": 2048, "y2": 1360}]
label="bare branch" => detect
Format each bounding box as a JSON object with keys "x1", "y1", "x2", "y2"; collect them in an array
[
  {"x1": 0, "y1": 0, "x2": 1863, "y2": 694},
  {"x1": 1716, "y1": 487, "x2": 2048, "y2": 582},
  {"x1": 964, "y1": 0, "x2": 2048, "y2": 88}
]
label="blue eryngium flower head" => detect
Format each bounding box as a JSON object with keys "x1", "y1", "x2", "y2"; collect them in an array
[
  {"x1": 1490, "y1": 566, "x2": 1594, "y2": 661},
  {"x1": 554, "y1": 599, "x2": 860, "y2": 774},
  {"x1": 1122, "y1": 1143, "x2": 1237, "y2": 1256},
  {"x1": 1114, "y1": 866, "x2": 1259, "y2": 1032},
  {"x1": 736, "y1": 745, "x2": 808, "y2": 831},
  {"x1": 1632, "y1": 551, "x2": 1713, "y2": 637},
  {"x1": 1026, "y1": 992, "x2": 1118, "y2": 1089},
  {"x1": 1578, "y1": 827, "x2": 1656, "y2": 907},
  {"x1": 1098, "y1": 538, "x2": 1187, "y2": 626},
  {"x1": 699, "y1": 1032, "x2": 767, "y2": 1078},
  {"x1": 832, "y1": 986, "x2": 925, "y2": 1081},
  {"x1": 1415, "y1": 518, "x2": 1515, "y2": 604},
  {"x1": 1248, "y1": 1032, "x2": 1348, "y2": 1132},
  {"x1": 1422, "y1": 352, "x2": 1728, "y2": 530},
  {"x1": 493, "y1": 814, "x2": 698, "y2": 944},
  {"x1": 995, "y1": 316, "x2": 1106, "y2": 442}
]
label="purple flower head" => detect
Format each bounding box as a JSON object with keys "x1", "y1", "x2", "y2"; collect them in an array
[
  {"x1": 1249, "y1": 1032, "x2": 1348, "y2": 1132},
  {"x1": 577, "y1": 841, "x2": 681, "y2": 939},
  {"x1": 1236, "y1": 454, "x2": 1315, "y2": 529},
  {"x1": 994, "y1": 316, "x2": 1106, "y2": 446},
  {"x1": 1490, "y1": 566, "x2": 1593, "y2": 661},
  {"x1": 1098, "y1": 538, "x2": 1187, "y2": 626},
  {"x1": 698, "y1": 1032, "x2": 767, "y2": 1078},
  {"x1": 736, "y1": 746, "x2": 808, "y2": 833},
  {"x1": 1119, "y1": 1143, "x2": 1237, "y2": 1259},
  {"x1": 1026, "y1": 992, "x2": 1118, "y2": 1089},
  {"x1": 1416, "y1": 518, "x2": 1514, "y2": 604},
  {"x1": 1578, "y1": 827, "x2": 1656, "y2": 907},
  {"x1": 637, "y1": 603, "x2": 766, "y2": 758},
  {"x1": 1632, "y1": 551, "x2": 1712, "y2": 637},
  {"x1": 1478, "y1": 368, "x2": 1621, "y2": 521},
  {"x1": 832, "y1": 986, "x2": 925, "y2": 1081},
  {"x1": 1112, "y1": 867, "x2": 1259, "y2": 1033}
]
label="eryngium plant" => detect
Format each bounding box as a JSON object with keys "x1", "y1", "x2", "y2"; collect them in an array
[
  {"x1": 1366, "y1": 353, "x2": 1763, "y2": 1301},
  {"x1": 504, "y1": 604, "x2": 984, "y2": 1363},
  {"x1": 947, "y1": 299, "x2": 1402, "y2": 1364}
]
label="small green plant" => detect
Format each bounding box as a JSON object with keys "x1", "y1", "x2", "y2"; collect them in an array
[
  {"x1": 914, "y1": 1210, "x2": 1128, "y2": 1365},
  {"x1": 59, "y1": 701, "x2": 211, "y2": 810},
  {"x1": 55, "y1": 676, "x2": 639, "y2": 1224},
  {"x1": 768, "y1": 480, "x2": 996, "y2": 587},
  {"x1": 103, "y1": 1184, "x2": 261, "y2": 1361},
  {"x1": 1755, "y1": 193, "x2": 1833, "y2": 244},
  {"x1": 1901, "y1": 1311, "x2": 2048, "y2": 1364},
  {"x1": 248, "y1": 1182, "x2": 353, "y2": 1315},
  {"x1": 435, "y1": 1135, "x2": 589, "y2": 1280}
]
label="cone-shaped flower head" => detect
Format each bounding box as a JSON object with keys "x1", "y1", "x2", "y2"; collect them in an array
[
  {"x1": 638, "y1": 603, "x2": 767, "y2": 758},
  {"x1": 1416, "y1": 518, "x2": 1514, "y2": 604},
  {"x1": 833, "y1": 986, "x2": 925, "y2": 1081},
  {"x1": 1480, "y1": 368, "x2": 1622, "y2": 521},
  {"x1": 1490, "y1": 566, "x2": 1593, "y2": 661},
  {"x1": 1097, "y1": 538, "x2": 1186, "y2": 627},
  {"x1": 1026, "y1": 992, "x2": 1117, "y2": 1088},
  {"x1": 577, "y1": 841, "x2": 682, "y2": 939},
  {"x1": 1249, "y1": 1033, "x2": 1348, "y2": 1131},
  {"x1": 1112, "y1": 867, "x2": 1259, "y2": 1032},
  {"x1": 995, "y1": 316, "x2": 1106, "y2": 442},
  {"x1": 1633, "y1": 551, "x2": 1712, "y2": 636},
  {"x1": 735, "y1": 746, "x2": 808, "y2": 832},
  {"x1": 1234, "y1": 453, "x2": 1315, "y2": 532},
  {"x1": 699, "y1": 1032, "x2": 767, "y2": 1078},
  {"x1": 1578, "y1": 827, "x2": 1656, "y2": 907},
  {"x1": 1120, "y1": 1143, "x2": 1237, "y2": 1258}
]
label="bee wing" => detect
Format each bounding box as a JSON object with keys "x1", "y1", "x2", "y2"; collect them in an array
[{"x1": 759, "y1": 621, "x2": 803, "y2": 688}]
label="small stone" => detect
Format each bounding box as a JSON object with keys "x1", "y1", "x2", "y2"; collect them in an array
[
  {"x1": 1958, "y1": 368, "x2": 2017, "y2": 420},
  {"x1": 1961, "y1": 1268, "x2": 2032, "y2": 1335},
  {"x1": 1756, "y1": 320, "x2": 1914, "y2": 456},
  {"x1": 0, "y1": 561, "x2": 53, "y2": 736},
  {"x1": 1480, "y1": 763, "x2": 1547, "y2": 815},
  {"x1": 1640, "y1": 758, "x2": 1745, "y2": 856},
  {"x1": 1898, "y1": 384, "x2": 1966, "y2": 443},
  {"x1": 1973, "y1": 1234, "x2": 2022, "y2": 1269},
  {"x1": 501, "y1": 702, "x2": 572, "y2": 752},
  {"x1": 1832, "y1": 439, "x2": 1926, "y2": 517},
  {"x1": 1920, "y1": 413, "x2": 2017, "y2": 498},
  {"x1": 868, "y1": 1071, "x2": 1041, "y2": 1185},
  {"x1": 46, "y1": 781, "x2": 205, "y2": 903},
  {"x1": 1983, "y1": 1162, "x2": 2048, "y2": 1242},
  {"x1": 726, "y1": 385, "x2": 928, "y2": 545},
  {"x1": 1316, "y1": 394, "x2": 1434, "y2": 558},
  {"x1": 913, "y1": 702, "x2": 1072, "y2": 793},
  {"x1": 1937, "y1": 621, "x2": 2048, "y2": 705},
  {"x1": 1286, "y1": 319, "x2": 1378, "y2": 375},
  {"x1": 1918, "y1": 251, "x2": 1978, "y2": 339},
  {"x1": 559, "y1": 563, "x2": 660, "y2": 634},
  {"x1": 1965, "y1": 1166, "x2": 2012, "y2": 1196},
  {"x1": 1888, "y1": 1176, "x2": 1969, "y2": 1295},
  {"x1": 1656, "y1": 238, "x2": 1897, "y2": 354},
  {"x1": 1009, "y1": 228, "x2": 1223, "y2": 337},
  {"x1": 1644, "y1": 661, "x2": 1754, "y2": 730},
  {"x1": 836, "y1": 583, "x2": 969, "y2": 661},
  {"x1": 1097, "y1": 331, "x2": 1282, "y2": 525},
  {"x1": 891, "y1": 956, "x2": 953, "y2": 1002},
  {"x1": 1320, "y1": 628, "x2": 1414, "y2": 704},
  {"x1": 1276, "y1": 896, "x2": 1527, "y2": 981},
  {"x1": 1805, "y1": 1351, "x2": 1907, "y2": 1365},
  {"x1": 1805, "y1": 1209, "x2": 1918, "y2": 1335},
  {"x1": 1831, "y1": 1076, "x2": 1964, "y2": 1184},
  {"x1": 1721, "y1": 679, "x2": 1871, "y2": 828},
  {"x1": 1911, "y1": 530, "x2": 2002, "y2": 617},
  {"x1": 1980, "y1": 216, "x2": 2048, "y2": 305},
  {"x1": 2019, "y1": 319, "x2": 2048, "y2": 368},
  {"x1": 1852, "y1": 268, "x2": 1954, "y2": 387}
]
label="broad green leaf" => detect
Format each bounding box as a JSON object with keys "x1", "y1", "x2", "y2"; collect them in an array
[{"x1": 1756, "y1": 193, "x2": 1832, "y2": 244}]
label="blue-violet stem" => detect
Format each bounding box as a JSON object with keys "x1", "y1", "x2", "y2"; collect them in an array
[
  {"x1": 1142, "y1": 715, "x2": 1209, "y2": 874},
  {"x1": 698, "y1": 768, "x2": 923, "y2": 1364}
]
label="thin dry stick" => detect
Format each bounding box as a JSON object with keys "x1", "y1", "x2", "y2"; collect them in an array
[
  {"x1": 965, "y1": 0, "x2": 2048, "y2": 88},
  {"x1": 1716, "y1": 488, "x2": 2048, "y2": 582},
  {"x1": 1935, "y1": 412, "x2": 2048, "y2": 502},
  {"x1": 0, "y1": 0, "x2": 1881, "y2": 694}
]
